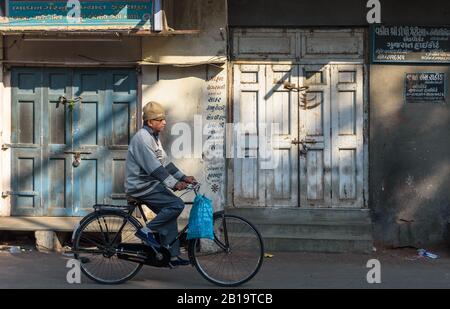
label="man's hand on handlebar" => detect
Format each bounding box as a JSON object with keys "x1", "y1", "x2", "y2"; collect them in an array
[
  {"x1": 174, "y1": 181, "x2": 189, "y2": 191},
  {"x1": 183, "y1": 176, "x2": 198, "y2": 184}
]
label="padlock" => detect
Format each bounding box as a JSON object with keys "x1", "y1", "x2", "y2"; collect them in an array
[
  {"x1": 64, "y1": 150, "x2": 91, "y2": 167},
  {"x1": 73, "y1": 153, "x2": 81, "y2": 167}
]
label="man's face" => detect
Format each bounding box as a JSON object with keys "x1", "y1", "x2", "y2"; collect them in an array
[{"x1": 147, "y1": 118, "x2": 166, "y2": 133}]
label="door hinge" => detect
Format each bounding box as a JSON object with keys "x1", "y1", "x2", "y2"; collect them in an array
[
  {"x1": 2, "y1": 191, "x2": 38, "y2": 198},
  {"x1": 1, "y1": 144, "x2": 11, "y2": 150}
]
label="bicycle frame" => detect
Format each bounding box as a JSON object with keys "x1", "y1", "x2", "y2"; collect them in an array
[{"x1": 105, "y1": 183, "x2": 230, "y2": 252}]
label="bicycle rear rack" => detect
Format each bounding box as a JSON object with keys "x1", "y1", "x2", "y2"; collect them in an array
[
  {"x1": 93, "y1": 204, "x2": 135, "y2": 212},
  {"x1": 93, "y1": 203, "x2": 152, "y2": 222}
]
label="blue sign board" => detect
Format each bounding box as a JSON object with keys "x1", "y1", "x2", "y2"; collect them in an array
[{"x1": 5, "y1": 0, "x2": 152, "y2": 27}]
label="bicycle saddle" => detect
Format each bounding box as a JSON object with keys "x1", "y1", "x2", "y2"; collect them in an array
[{"x1": 126, "y1": 194, "x2": 148, "y2": 206}]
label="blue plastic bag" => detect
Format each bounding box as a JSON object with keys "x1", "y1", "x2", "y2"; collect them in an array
[{"x1": 187, "y1": 194, "x2": 214, "y2": 240}]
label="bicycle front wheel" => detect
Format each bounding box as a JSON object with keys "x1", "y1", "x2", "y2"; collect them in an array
[{"x1": 189, "y1": 213, "x2": 264, "y2": 287}]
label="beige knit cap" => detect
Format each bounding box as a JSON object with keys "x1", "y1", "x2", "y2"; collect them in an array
[{"x1": 143, "y1": 101, "x2": 166, "y2": 121}]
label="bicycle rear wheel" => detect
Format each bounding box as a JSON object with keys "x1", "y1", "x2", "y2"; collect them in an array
[
  {"x1": 189, "y1": 213, "x2": 264, "y2": 287},
  {"x1": 72, "y1": 210, "x2": 143, "y2": 284}
]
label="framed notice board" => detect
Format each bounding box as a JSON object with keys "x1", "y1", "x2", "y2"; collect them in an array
[
  {"x1": 372, "y1": 25, "x2": 450, "y2": 64},
  {"x1": 405, "y1": 73, "x2": 447, "y2": 103}
]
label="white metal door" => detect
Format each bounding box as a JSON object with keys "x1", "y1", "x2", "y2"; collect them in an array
[{"x1": 233, "y1": 64, "x2": 364, "y2": 208}]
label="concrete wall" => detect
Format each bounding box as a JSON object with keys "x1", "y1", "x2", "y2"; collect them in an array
[
  {"x1": 370, "y1": 65, "x2": 450, "y2": 247},
  {"x1": 142, "y1": 0, "x2": 227, "y2": 64},
  {"x1": 141, "y1": 64, "x2": 227, "y2": 219},
  {"x1": 229, "y1": 0, "x2": 450, "y2": 27},
  {"x1": 4, "y1": 35, "x2": 141, "y2": 64},
  {"x1": 140, "y1": 0, "x2": 228, "y2": 218}
]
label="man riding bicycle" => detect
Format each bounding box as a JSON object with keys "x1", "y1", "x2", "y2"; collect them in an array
[{"x1": 124, "y1": 101, "x2": 196, "y2": 267}]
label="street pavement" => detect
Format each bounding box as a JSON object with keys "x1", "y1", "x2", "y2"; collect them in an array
[{"x1": 1, "y1": 246, "x2": 450, "y2": 289}]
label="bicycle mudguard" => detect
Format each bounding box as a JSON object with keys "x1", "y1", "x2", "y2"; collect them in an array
[
  {"x1": 213, "y1": 210, "x2": 225, "y2": 219},
  {"x1": 116, "y1": 243, "x2": 171, "y2": 268},
  {"x1": 187, "y1": 211, "x2": 226, "y2": 266}
]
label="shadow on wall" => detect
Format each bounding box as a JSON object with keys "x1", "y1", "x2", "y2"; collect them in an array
[
  {"x1": 10, "y1": 65, "x2": 225, "y2": 216},
  {"x1": 369, "y1": 65, "x2": 450, "y2": 248},
  {"x1": 10, "y1": 69, "x2": 138, "y2": 216},
  {"x1": 141, "y1": 65, "x2": 210, "y2": 179}
]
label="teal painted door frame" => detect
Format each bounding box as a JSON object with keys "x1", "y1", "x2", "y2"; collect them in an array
[{"x1": 10, "y1": 68, "x2": 137, "y2": 216}]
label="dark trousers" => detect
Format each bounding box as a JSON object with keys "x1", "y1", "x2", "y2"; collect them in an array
[{"x1": 138, "y1": 184, "x2": 185, "y2": 257}]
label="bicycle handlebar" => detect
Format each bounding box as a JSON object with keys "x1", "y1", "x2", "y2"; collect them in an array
[
  {"x1": 186, "y1": 182, "x2": 201, "y2": 194},
  {"x1": 178, "y1": 182, "x2": 201, "y2": 197}
]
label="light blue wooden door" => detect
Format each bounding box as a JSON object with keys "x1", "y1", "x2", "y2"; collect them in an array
[
  {"x1": 11, "y1": 69, "x2": 43, "y2": 216},
  {"x1": 42, "y1": 69, "x2": 73, "y2": 216},
  {"x1": 11, "y1": 68, "x2": 137, "y2": 216},
  {"x1": 71, "y1": 69, "x2": 106, "y2": 216},
  {"x1": 71, "y1": 69, "x2": 137, "y2": 215},
  {"x1": 103, "y1": 70, "x2": 137, "y2": 206}
]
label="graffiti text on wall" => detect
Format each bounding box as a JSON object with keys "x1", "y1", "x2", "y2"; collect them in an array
[{"x1": 204, "y1": 70, "x2": 226, "y2": 194}]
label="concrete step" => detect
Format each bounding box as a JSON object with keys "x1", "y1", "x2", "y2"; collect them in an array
[
  {"x1": 262, "y1": 237, "x2": 373, "y2": 253},
  {"x1": 225, "y1": 207, "x2": 372, "y2": 225},
  {"x1": 253, "y1": 223, "x2": 372, "y2": 241},
  {"x1": 0, "y1": 217, "x2": 82, "y2": 231},
  {"x1": 219, "y1": 229, "x2": 373, "y2": 252},
  {"x1": 223, "y1": 207, "x2": 373, "y2": 253}
]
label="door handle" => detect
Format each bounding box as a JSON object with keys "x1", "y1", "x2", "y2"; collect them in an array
[
  {"x1": 64, "y1": 151, "x2": 92, "y2": 155},
  {"x1": 1, "y1": 144, "x2": 11, "y2": 150},
  {"x1": 291, "y1": 138, "x2": 301, "y2": 145},
  {"x1": 302, "y1": 138, "x2": 317, "y2": 144},
  {"x1": 64, "y1": 151, "x2": 92, "y2": 167},
  {"x1": 283, "y1": 81, "x2": 309, "y2": 92},
  {"x1": 57, "y1": 96, "x2": 82, "y2": 110},
  {"x1": 291, "y1": 138, "x2": 317, "y2": 155},
  {"x1": 291, "y1": 138, "x2": 317, "y2": 145},
  {"x1": 2, "y1": 191, "x2": 38, "y2": 198}
]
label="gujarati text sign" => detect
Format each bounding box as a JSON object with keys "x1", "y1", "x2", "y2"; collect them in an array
[
  {"x1": 6, "y1": 0, "x2": 152, "y2": 27},
  {"x1": 405, "y1": 73, "x2": 446, "y2": 103},
  {"x1": 372, "y1": 25, "x2": 450, "y2": 63}
]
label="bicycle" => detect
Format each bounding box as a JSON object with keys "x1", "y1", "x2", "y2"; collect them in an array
[{"x1": 71, "y1": 183, "x2": 264, "y2": 287}]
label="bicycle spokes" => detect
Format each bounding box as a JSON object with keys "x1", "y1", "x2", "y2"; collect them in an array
[
  {"x1": 73, "y1": 212, "x2": 143, "y2": 284},
  {"x1": 190, "y1": 215, "x2": 264, "y2": 287}
]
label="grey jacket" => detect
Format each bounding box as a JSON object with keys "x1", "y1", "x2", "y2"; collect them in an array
[{"x1": 125, "y1": 126, "x2": 185, "y2": 197}]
